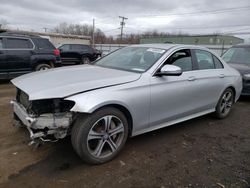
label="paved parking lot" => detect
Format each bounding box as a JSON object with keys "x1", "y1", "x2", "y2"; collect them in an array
[{"x1": 0, "y1": 81, "x2": 250, "y2": 188}]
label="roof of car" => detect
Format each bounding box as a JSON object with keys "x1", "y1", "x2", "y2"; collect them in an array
[
  {"x1": 0, "y1": 32, "x2": 42, "y2": 39},
  {"x1": 131, "y1": 43, "x2": 208, "y2": 50},
  {"x1": 233, "y1": 43, "x2": 250, "y2": 48}
]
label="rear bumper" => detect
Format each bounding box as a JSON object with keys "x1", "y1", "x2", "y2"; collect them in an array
[{"x1": 54, "y1": 60, "x2": 62, "y2": 67}]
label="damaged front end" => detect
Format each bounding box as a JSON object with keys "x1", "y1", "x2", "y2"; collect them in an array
[{"x1": 11, "y1": 89, "x2": 76, "y2": 145}]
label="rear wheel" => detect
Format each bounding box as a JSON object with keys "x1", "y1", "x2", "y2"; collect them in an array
[
  {"x1": 214, "y1": 88, "x2": 234, "y2": 119},
  {"x1": 81, "y1": 57, "x2": 90, "y2": 64},
  {"x1": 35, "y1": 64, "x2": 51, "y2": 71},
  {"x1": 71, "y1": 107, "x2": 129, "y2": 164}
]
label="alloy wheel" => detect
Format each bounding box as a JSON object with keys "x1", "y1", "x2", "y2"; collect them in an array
[
  {"x1": 87, "y1": 115, "x2": 125, "y2": 159},
  {"x1": 219, "y1": 90, "x2": 233, "y2": 116}
]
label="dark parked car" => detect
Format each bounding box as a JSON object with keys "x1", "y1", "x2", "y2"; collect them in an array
[
  {"x1": 222, "y1": 44, "x2": 250, "y2": 96},
  {"x1": 58, "y1": 44, "x2": 102, "y2": 65},
  {"x1": 0, "y1": 32, "x2": 61, "y2": 79}
]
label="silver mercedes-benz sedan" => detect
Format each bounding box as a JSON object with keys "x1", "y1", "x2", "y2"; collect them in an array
[{"x1": 11, "y1": 44, "x2": 242, "y2": 164}]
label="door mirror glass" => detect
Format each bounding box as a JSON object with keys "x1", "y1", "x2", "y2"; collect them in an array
[{"x1": 156, "y1": 65, "x2": 182, "y2": 76}]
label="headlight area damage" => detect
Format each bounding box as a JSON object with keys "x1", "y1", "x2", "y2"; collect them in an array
[{"x1": 11, "y1": 89, "x2": 75, "y2": 146}]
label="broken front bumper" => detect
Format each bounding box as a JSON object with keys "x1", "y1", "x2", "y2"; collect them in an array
[{"x1": 11, "y1": 100, "x2": 73, "y2": 142}]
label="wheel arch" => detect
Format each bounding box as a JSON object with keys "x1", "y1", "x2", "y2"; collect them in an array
[
  {"x1": 32, "y1": 60, "x2": 54, "y2": 70},
  {"x1": 72, "y1": 102, "x2": 134, "y2": 137},
  {"x1": 226, "y1": 86, "x2": 236, "y2": 102},
  {"x1": 92, "y1": 104, "x2": 134, "y2": 137}
]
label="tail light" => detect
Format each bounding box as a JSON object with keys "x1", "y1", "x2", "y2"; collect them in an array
[{"x1": 54, "y1": 49, "x2": 60, "y2": 56}]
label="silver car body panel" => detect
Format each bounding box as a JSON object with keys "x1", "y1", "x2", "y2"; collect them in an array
[
  {"x1": 11, "y1": 65, "x2": 141, "y2": 100},
  {"x1": 11, "y1": 44, "x2": 242, "y2": 137}
]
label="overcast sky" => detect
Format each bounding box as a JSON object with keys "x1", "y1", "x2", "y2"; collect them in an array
[{"x1": 0, "y1": 0, "x2": 250, "y2": 40}]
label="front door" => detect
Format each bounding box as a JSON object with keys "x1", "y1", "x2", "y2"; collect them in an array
[{"x1": 150, "y1": 49, "x2": 201, "y2": 127}]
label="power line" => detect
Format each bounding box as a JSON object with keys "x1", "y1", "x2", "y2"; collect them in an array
[
  {"x1": 224, "y1": 27, "x2": 250, "y2": 33},
  {"x1": 125, "y1": 24, "x2": 250, "y2": 32},
  {"x1": 136, "y1": 5, "x2": 250, "y2": 18},
  {"x1": 102, "y1": 28, "x2": 120, "y2": 33}
]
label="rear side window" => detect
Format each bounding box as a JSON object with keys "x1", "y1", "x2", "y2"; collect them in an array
[
  {"x1": 34, "y1": 38, "x2": 55, "y2": 50},
  {"x1": 71, "y1": 44, "x2": 82, "y2": 50},
  {"x1": 194, "y1": 50, "x2": 215, "y2": 70},
  {"x1": 213, "y1": 55, "x2": 224, "y2": 69},
  {"x1": 6, "y1": 38, "x2": 33, "y2": 49},
  {"x1": 81, "y1": 45, "x2": 88, "y2": 50},
  {"x1": 0, "y1": 38, "x2": 3, "y2": 49}
]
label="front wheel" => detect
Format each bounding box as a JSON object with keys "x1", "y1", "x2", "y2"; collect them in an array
[
  {"x1": 214, "y1": 88, "x2": 235, "y2": 119},
  {"x1": 71, "y1": 107, "x2": 129, "y2": 164}
]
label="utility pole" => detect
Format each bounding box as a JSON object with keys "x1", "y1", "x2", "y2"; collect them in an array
[
  {"x1": 119, "y1": 16, "x2": 128, "y2": 43},
  {"x1": 92, "y1": 18, "x2": 95, "y2": 47},
  {"x1": 43, "y1": 27, "x2": 49, "y2": 33}
]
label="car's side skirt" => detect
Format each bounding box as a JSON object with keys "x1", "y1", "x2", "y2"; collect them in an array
[{"x1": 132, "y1": 108, "x2": 215, "y2": 137}]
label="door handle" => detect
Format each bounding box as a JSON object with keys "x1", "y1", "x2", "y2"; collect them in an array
[
  {"x1": 219, "y1": 74, "x2": 225, "y2": 78},
  {"x1": 188, "y1": 76, "x2": 196, "y2": 81}
]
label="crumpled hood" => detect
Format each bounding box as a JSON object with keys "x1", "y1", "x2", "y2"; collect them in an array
[{"x1": 11, "y1": 65, "x2": 141, "y2": 100}]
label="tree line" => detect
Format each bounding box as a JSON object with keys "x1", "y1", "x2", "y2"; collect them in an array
[{"x1": 53, "y1": 22, "x2": 188, "y2": 44}]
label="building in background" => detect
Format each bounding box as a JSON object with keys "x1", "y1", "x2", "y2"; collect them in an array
[
  {"x1": 140, "y1": 35, "x2": 244, "y2": 46},
  {"x1": 0, "y1": 29, "x2": 91, "y2": 47}
]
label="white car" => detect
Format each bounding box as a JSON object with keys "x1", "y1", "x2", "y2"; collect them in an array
[{"x1": 11, "y1": 44, "x2": 242, "y2": 164}]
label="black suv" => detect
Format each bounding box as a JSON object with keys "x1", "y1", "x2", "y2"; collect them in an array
[
  {"x1": 0, "y1": 32, "x2": 61, "y2": 79},
  {"x1": 58, "y1": 44, "x2": 102, "y2": 65}
]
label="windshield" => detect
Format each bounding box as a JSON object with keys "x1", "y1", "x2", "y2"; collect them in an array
[
  {"x1": 95, "y1": 46, "x2": 166, "y2": 73},
  {"x1": 222, "y1": 47, "x2": 250, "y2": 64}
]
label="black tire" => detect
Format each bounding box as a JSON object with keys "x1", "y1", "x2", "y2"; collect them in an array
[
  {"x1": 35, "y1": 64, "x2": 51, "y2": 71},
  {"x1": 80, "y1": 57, "x2": 90, "y2": 64},
  {"x1": 71, "y1": 107, "x2": 129, "y2": 164},
  {"x1": 214, "y1": 88, "x2": 235, "y2": 119}
]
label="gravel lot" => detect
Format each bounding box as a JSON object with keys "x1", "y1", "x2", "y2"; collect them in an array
[{"x1": 0, "y1": 81, "x2": 250, "y2": 188}]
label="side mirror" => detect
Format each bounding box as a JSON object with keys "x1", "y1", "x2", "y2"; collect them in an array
[{"x1": 155, "y1": 65, "x2": 182, "y2": 76}]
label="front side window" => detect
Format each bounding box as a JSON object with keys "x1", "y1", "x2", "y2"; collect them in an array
[
  {"x1": 6, "y1": 38, "x2": 33, "y2": 49},
  {"x1": 95, "y1": 47, "x2": 166, "y2": 73},
  {"x1": 166, "y1": 49, "x2": 193, "y2": 72},
  {"x1": 222, "y1": 47, "x2": 250, "y2": 64},
  {"x1": 0, "y1": 38, "x2": 3, "y2": 49},
  {"x1": 194, "y1": 50, "x2": 215, "y2": 70}
]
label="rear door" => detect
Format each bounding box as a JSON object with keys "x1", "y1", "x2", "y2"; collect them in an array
[
  {"x1": 5, "y1": 37, "x2": 33, "y2": 75},
  {"x1": 59, "y1": 44, "x2": 75, "y2": 65},
  {"x1": 191, "y1": 49, "x2": 226, "y2": 109}
]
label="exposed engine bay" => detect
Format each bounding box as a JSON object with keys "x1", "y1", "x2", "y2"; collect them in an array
[{"x1": 12, "y1": 88, "x2": 76, "y2": 145}]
